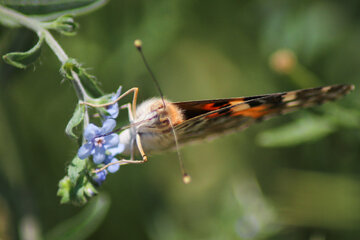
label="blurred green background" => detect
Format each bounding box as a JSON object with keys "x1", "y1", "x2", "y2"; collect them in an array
[{"x1": 1, "y1": 0, "x2": 360, "y2": 239}]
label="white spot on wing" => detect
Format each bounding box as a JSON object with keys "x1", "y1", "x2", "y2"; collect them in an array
[{"x1": 282, "y1": 93, "x2": 297, "y2": 102}]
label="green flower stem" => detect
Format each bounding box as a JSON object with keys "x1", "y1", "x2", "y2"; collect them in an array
[
  {"x1": 0, "y1": 4, "x2": 90, "y2": 102},
  {"x1": 43, "y1": 29, "x2": 68, "y2": 63},
  {"x1": 71, "y1": 70, "x2": 85, "y2": 102},
  {"x1": 0, "y1": 5, "x2": 67, "y2": 62},
  {"x1": 84, "y1": 105, "x2": 90, "y2": 128}
]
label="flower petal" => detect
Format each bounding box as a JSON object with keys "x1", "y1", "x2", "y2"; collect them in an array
[
  {"x1": 108, "y1": 158, "x2": 120, "y2": 173},
  {"x1": 107, "y1": 143, "x2": 125, "y2": 156},
  {"x1": 103, "y1": 155, "x2": 111, "y2": 165},
  {"x1": 103, "y1": 86, "x2": 122, "y2": 119},
  {"x1": 94, "y1": 169, "x2": 107, "y2": 185},
  {"x1": 84, "y1": 123, "x2": 100, "y2": 140},
  {"x1": 112, "y1": 86, "x2": 122, "y2": 99},
  {"x1": 93, "y1": 147, "x2": 106, "y2": 164},
  {"x1": 100, "y1": 119, "x2": 116, "y2": 134},
  {"x1": 105, "y1": 104, "x2": 119, "y2": 119},
  {"x1": 104, "y1": 134, "x2": 120, "y2": 149},
  {"x1": 78, "y1": 142, "x2": 94, "y2": 159}
]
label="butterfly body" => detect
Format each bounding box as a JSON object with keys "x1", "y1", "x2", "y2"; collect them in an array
[
  {"x1": 119, "y1": 98, "x2": 184, "y2": 154},
  {"x1": 119, "y1": 84, "x2": 354, "y2": 155}
]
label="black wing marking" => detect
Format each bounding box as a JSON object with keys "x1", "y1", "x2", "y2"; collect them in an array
[{"x1": 173, "y1": 84, "x2": 354, "y2": 144}]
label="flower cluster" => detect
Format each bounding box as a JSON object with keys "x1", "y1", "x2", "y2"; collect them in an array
[{"x1": 78, "y1": 87, "x2": 124, "y2": 184}]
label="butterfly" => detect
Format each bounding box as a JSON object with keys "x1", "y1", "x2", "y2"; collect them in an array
[{"x1": 118, "y1": 84, "x2": 354, "y2": 157}]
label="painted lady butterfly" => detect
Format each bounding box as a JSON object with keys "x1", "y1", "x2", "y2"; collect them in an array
[
  {"x1": 118, "y1": 84, "x2": 354, "y2": 156},
  {"x1": 88, "y1": 84, "x2": 353, "y2": 183},
  {"x1": 86, "y1": 41, "x2": 354, "y2": 181}
]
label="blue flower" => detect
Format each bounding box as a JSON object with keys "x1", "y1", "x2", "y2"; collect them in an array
[
  {"x1": 92, "y1": 144, "x2": 124, "y2": 184},
  {"x1": 77, "y1": 119, "x2": 121, "y2": 164},
  {"x1": 93, "y1": 169, "x2": 107, "y2": 185},
  {"x1": 108, "y1": 159, "x2": 120, "y2": 173},
  {"x1": 104, "y1": 86, "x2": 122, "y2": 119},
  {"x1": 103, "y1": 144, "x2": 123, "y2": 173}
]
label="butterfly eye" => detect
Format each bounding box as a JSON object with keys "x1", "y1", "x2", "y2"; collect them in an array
[
  {"x1": 147, "y1": 111, "x2": 159, "y2": 121},
  {"x1": 156, "y1": 105, "x2": 166, "y2": 111},
  {"x1": 161, "y1": 118, "x2": 170, "y2": 124}
]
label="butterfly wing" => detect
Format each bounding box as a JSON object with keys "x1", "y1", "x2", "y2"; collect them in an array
[{"x1": 173, "y1": 84, "x2": 354, "y2": 144}]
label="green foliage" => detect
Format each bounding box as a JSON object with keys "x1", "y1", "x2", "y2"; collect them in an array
[
  {"x1": 324, "y1": 104, "x2": 360, "y2": 128},
  {"x1": 61, "y1": 58, "x2": 103, "y2": 98},
  {"x1": 257, "y1": 105, "x2": 360, "y2": 147},
  {"x1": 57, "y1": 176, "x2": 72, "y2": 204},
  {"x1": 58, "y1": 155, "x2": 98, "y2": 206},
  {"x1": 0, "y1": 1, "x2": 112, "y2": 237},
  {"x1": 2, "y1": 0, "x2": 108, "y2": 19},
  {"x1": 1, "y1": 0, "x2": 360, "y2": 239},
  {"x1": 45, "y1": 194, "x2": 110, "y2": 240},
  {"x1": 273, "y1": 169, "x2": 360, "y2": 229},
  {"x1": 257, "y1": 114, "x2": 335, "y2": 147},
  {"x1": 2, "y1": 33, "x2": 44, "y2": 68},
  {"x1": 65, "y1": 103, "x2": 85, "y2": 139},
  {"x1": 44, "y1": 14, "x2": 79, "y2": 36}
]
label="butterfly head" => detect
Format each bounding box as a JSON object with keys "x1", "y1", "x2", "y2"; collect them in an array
[
  {"x1": 136, "y1": 98, "x2": 184, "y2": 131},
  {"x1": 119, "y1": 97, "x2": 185, "y2": 155}
]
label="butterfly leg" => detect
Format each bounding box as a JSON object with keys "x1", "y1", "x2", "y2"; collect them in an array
[
  {"x1": 120, "y1": 103, "x2": 135, "y2": 121},
  {"x1": 120, "y1": 103, "x2": 136, "y2": 160},
  {"x1": 81, "y1": 87, "x2": 139, "y2": 119},
  {"x1": 81, "y1": 86, "x2": 145, "y2": 160},
  {"x1": 93, "y1": 157, "x2": 147, "y2": 173},
  {"x1": 120, "y1": 103, "x2": 148, "y2": 161},
  {"x1": 136, "y1": 133, "x2": 148, "y2": 162},
  {"x1": 92, "y1": 133, "x2": 148, "y2": 173},
  {"x1": 89, "y1": 90, "x2": 149, "y2": 174}
]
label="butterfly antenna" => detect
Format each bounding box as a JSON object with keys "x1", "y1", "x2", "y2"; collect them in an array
[
  {"x1": 134, "y1": 39, "x2": 190, "y2": 184},
  {"x1": 167, "y1": 117, "x2": 191, "y2": 184},
  {"x1": 134, "y1": 39, "x2": 166, "y2": 108}
]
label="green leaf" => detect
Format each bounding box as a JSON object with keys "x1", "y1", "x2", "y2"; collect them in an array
[
  {"x1": 2, "y1": 33, "x2": 44, "y2": 69},
  {"x1": 2, "y1": 0, "x2": 108, "y2": 20},
  {"x1": 57, "y1": 176, "x2": 72, "y2": 204},
  {"x1": 45, "y1": 194, "x2": 110, "y2": 240},
  {"x1": 257, "y1": 115, "x2": 336, "y2": 147},
  {"x1": 65, "y1": 103, "x2": 85, "y2": 139},
  {"x1": 323, "y1": 105, "x2": 360, "y2": 129},
  {"x1": 77, "y1": 67, "x2": 103, "y2": 98},
  {"x1": 61, "y1": 58, "x2": 103, "y2": 98},
  {"x1": 68, "y1": 155, "x2": 86, "y2": 185},
  {"x1": 58, "y1": 155, "x2": 100, "y2": 205},
  {"x1": 71, "y1": 174, "x2": 89, "y2": 206}
]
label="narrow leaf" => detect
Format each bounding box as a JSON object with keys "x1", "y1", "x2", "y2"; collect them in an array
[
  {"x1": 65, "y1": 103, "x2": 85, "y2": 139},
  {"x1": 76, "y1": 66, "x2": 103, "y2": 98},
  {"x1": 61, "y1": 59, "x2": 103, "y2": 98},
  {"x1": 45, "y1": 194, "x2": 110, "y2": 240},
  {"x1": 257, "y1": 115, "x2": 336, "y2": 147},
  {"x1": 2, "y1": 34, "x2": 44, "y2": 69},
  {"x1": 323, "y1": 105, "x2": 360, "y2": 129},
  {"x1": 3, "y1": 0, "x2": 108, "y2": 20}
]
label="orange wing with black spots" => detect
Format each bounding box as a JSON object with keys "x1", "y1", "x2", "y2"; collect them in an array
[{"x1": 172, "y1": 84, "x2": 354, "y2": 144}]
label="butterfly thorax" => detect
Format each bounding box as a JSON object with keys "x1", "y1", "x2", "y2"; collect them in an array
[{"x1": 119, "y1": 98, "x2": 184, "y2": 155}]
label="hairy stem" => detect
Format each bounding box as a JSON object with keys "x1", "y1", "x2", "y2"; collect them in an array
[{"x1": 0, "y1": 4, "x2": 90, "y2": 101}]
